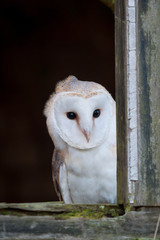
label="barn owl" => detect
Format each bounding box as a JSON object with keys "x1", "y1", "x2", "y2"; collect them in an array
[{"x1": 44, "y1": 76, "x2": 117, "y2": 204}]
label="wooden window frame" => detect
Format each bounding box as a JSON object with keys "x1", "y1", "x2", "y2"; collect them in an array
[
  {"x1": 1, "y1": 0, "x2": 160, "y2": 239},
  {"x1": 116, "y1": 0, "x2": 160, "y2": 207}
]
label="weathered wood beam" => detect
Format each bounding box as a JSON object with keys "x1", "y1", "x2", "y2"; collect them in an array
[
  {"x1": 136, "y1": 0, "x2": 160, "y2": 206},
  {"x1": 0, "y1": 202, "x2": 160, "y2": 239},
  {"x1": 115, "y1": 0, "x2": 160, "y2": 206},
  {"x1": 115, "y1": 0, "x2": 128, "y2": 205},
  {"x1": 0, "y1": 201, "x2": 123, "y2": 217}
]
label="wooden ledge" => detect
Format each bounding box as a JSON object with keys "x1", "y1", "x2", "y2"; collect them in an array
[
  {"x1": 0, "y1": 202, "x2": 160, "y2": 239},
  {"x1": 0, "y1": 202, "x2": 123, "y2": 218}
]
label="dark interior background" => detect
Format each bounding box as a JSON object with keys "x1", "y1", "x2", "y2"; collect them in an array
[{"x1": 0, "y1": 0, "x2": 115, "y2": 203}]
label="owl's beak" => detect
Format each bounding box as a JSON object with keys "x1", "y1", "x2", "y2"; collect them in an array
[{"x1": 82, "y1": 129, "x2": 91, "y2": 142}]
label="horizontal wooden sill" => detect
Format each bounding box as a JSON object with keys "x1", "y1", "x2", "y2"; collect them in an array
[{"x1": 0, "y1": 202, "x2": 159, "y2": 240}]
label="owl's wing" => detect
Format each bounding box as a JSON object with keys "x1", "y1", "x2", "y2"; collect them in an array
[{"x1": 52, "y1": 149, "x2": 64, "y2": 201}]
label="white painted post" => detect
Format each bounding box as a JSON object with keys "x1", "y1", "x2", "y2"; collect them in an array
[{"x1": 126, "y1": 0, "x2": 138, "y2": 204}]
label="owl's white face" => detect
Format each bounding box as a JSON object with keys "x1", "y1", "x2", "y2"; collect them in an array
[{"x1": 46, "y1": 90, "x2": 114, "y2": 150}]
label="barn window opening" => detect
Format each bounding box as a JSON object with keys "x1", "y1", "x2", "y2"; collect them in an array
[{"x1": 1, "y1": 0, "x2": 115, "y2": 203}]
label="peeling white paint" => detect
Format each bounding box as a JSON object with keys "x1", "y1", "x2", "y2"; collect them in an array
[
  {"x1": 126, "y1": 0, "x2": 138, "y2": 203},
  {"x1": 128, "y1": 0, "x2": 135, "y2": 7}
]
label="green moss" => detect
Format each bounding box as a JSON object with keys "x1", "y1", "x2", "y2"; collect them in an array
[
  {"x1": 54, "y1": 205, "x2": 124, "y2": 220},
  {"x1": 125, "y1": 205, "x2": 131, "y2": 213},
  {"x1": 135, "y1": 239, "x2": 159, "y2": 240},
  {"x1": 108, "y1": 208, "x2": 117, "y2": 217},
  {"x1": 0, "y1": 210, "x2": 10, "y2": 215},
  {"x1": 0, "y1": 203, "x2": 124, "y2": 220}
]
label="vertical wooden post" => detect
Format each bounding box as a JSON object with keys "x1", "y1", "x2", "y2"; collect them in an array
[
  {"x1": 136, "y1": 0, "x2": 160, "y2": 206},
  {"x1": 115, "y1": 0, "x2": 160, "y2": 206},
  {"x1": 115, "y1": 0, "x2": 128, "y2": 205}
]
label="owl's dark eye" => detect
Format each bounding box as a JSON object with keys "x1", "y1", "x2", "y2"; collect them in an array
[
  {"x1": 93, "y1": 109, "x2": 101, "y2": 118},
  {"x1": 66, "y1": 112, "x2": 77, "y2": 120}
]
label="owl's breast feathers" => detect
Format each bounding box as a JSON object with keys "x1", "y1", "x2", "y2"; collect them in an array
[{"x1": 52, "y1": 143, "x2": 116, "y2": 204}]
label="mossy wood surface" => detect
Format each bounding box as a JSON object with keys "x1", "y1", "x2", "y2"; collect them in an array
[{"x1": 0, "y1": 202, "x2": 160, "y2": 239}]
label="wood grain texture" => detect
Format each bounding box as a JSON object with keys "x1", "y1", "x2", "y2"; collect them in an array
[
  {"x1": 136, "y1": 0, "x2": 160, "y2": 206},
  {"x1": 115, "y1": 0, "x2": 128, "y2": 205},
  {"x1": 0, "y1": 202, "x2": 160, "y2": 239},
  {"x1": 115, "y1": 0, "x2": 160, "y2": 206}
]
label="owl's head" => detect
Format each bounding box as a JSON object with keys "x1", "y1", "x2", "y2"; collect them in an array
[{"x1": 44, "y1": 76, "x2": 115, "y2": 150}]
